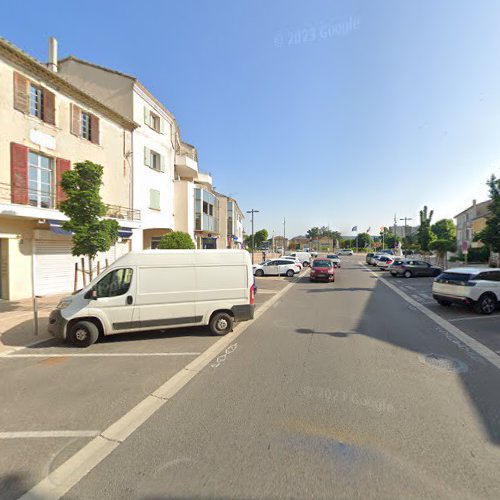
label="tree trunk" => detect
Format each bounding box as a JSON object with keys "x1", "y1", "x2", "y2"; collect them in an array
[{"x1": 88, "y1": 256, "x2": 93, "y2": 281}]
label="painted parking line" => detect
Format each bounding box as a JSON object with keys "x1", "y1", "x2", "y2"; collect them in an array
[
  {"x1": 0, "y1": 431, "x2": 100, "y2": 439},
  {"x1": 255, "y1": 289, "x2": 278, "y2": 294},
  {"x1": 20, "y1": 266, "x2": 299, "y2": 500},
  {"x1": 4, "y1": 352, "x2": 201, "y2": 358},
  {"x1": 448, "y1": 315, "x2": 500, "y2": 323},
  {"x1": 359, "y1": 262, "x2": 500, "y2": 370}
]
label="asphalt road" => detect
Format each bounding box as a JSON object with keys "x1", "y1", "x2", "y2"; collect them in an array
[{"x1": 2, "y1": 257, "x2": 500, "y2": 499}]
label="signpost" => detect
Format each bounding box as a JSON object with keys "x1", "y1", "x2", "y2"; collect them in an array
[{"x1": 461, "y1": 240, "x2": 469, "y2": 266}]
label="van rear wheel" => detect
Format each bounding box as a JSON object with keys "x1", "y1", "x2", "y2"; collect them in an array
[
  {"x1": 209, "y1": 312, "x2": 234, "y2": 336},
  {"x1": 68, "y1": 321, "x2": 99, "y2": 347}
]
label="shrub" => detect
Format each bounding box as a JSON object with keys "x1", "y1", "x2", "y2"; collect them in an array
[{"x1": 157, "y1": 231, "x2": 195, "y2": 249}]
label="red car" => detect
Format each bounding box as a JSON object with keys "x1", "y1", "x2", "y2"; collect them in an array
[{"x1": 309, "y1": 258, "x2": 336, "y2": 282}]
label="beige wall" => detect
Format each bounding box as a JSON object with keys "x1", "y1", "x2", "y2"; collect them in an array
[
  {"x1": 58, "y1": 59, "x2": 134, "y2": 120},
  {"x1": 217, "y1": 195, "x2": 228, "y2": 249},
  {"x1": 0, "y1": 56, "x2": 133, "y2": 209}
]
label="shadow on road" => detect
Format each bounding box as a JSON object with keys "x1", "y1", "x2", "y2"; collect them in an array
[{"x1": 296, "y1": 328, "x2": 349, "y2": 338}]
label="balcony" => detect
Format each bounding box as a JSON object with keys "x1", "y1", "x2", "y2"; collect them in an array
[
  {"x1": 196, "y1": 171, "x2": 212, "y2": 187},
  {"x1": 175, "y1": 142, "x2": 198, "y2": 179},
  {"x1": 0, "y1": 182, "x2": 140, "y2": 222}
]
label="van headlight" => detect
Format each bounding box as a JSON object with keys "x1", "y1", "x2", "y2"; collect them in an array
[{"x1": 56, "y1": 299, "x2": 72, "y2": 310}]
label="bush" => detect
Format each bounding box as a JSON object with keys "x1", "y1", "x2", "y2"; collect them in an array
[
  {"x1": 466, "y1": 247, "x2": 490, "y2": 263},
  {"x1": 157, "y1": 231, "x2": 195, "y2": 249}
]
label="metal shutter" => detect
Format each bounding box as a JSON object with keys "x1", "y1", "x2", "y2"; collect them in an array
[{"x1": 35, "y1": 239, "x2": 78, "y2": 296}]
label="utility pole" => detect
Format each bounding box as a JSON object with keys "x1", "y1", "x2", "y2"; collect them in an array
[
  {"x1": 246, "y1": 209, "x2": 259, "y2": 264},
  {"x1": 400, "y1": 216, "x2": 413, "y2": 240}
]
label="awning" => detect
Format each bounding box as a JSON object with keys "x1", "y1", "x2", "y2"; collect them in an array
[
  {"x1": 49, "y1": 220, "x2": 133, "y2": 239},
  {"x1": 48, "y1": 220, "x2": 72, "y2": 236}
]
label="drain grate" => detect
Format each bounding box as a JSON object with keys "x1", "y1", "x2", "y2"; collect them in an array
[{"x1": 418, "y1": 353, "x2": 468, "y2": 373}]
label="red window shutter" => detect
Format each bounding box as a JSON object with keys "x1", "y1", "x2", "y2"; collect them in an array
[
  {"x1": 43, "y1": 89, "x2": 56, "y2": 125},
  {"x1": 56, "y1": 158, "x2": 71, "y2": 205},
  {"x1": 70, "y1": 104, "x2": 81, "y2": 136},
  {"x1": 10, "y1": 142, "x2": 29, "y2": 204},
  {"x1": 90, "y1": 114, "x2": 100, "y2": 144},
  {"x1": 13, "y1": 72, "x2": 29, "y2": 113}
]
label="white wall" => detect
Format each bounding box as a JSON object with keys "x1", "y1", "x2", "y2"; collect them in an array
[{"x1": 132, "y1": 88, "x2": 175, "y2": 237}]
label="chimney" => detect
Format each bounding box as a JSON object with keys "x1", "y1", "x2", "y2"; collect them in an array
[
  {"x1": 48, "y1": 37, "x2": 58, "y2": 73},
  {"x1": 472, "y1": 199, "x2": 476, "y2": 206}
]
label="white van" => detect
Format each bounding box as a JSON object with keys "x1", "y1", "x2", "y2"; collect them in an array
[
  {"x1": 49, "y1": 250, "x2": 255, "y2": 347},
  {"x1": 287, "y1": 251, "x2": 312, "y2": 267}
]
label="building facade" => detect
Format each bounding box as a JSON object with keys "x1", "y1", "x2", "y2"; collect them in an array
[
  {"x1": 58, "y1": 56, "x2": 180, "y2": 251},
  {"x1": 455, "y1": 199, "x2": 491, "y2": 249},
  {"x1": 0, "y1": 37, "x2": 139, "y2": 300},
  {"x1": 215, "y1": 192, "x2": 244, "y2": 249}
]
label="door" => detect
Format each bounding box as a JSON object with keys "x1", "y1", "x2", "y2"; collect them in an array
[
  {"x1": 277, "y1": 260, "x2": 291, "y2": 275},
  {"x1": 91, "y1": 267, "x2": 137, "y2": 332},
  {"x1": 263, "y1": 261, "x2": 278, "y2": 275}
]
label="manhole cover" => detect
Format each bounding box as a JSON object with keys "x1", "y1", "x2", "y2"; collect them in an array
[{"x1": 418, "y1": 353, "x2": 468, "y2": 373}]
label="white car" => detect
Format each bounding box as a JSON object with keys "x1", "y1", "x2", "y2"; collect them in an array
[
  {"x1": 338, "y1": 249, "x2": 354, "y2": 256},
  {"x1": 370, "y1": 253, "x2": 385, "y2": 265},
  {"x1": 287, "y1": 251, "x2": 312, "y2": 267},
  {"x1": 375, "y1": 255, "x2": 396, "y2": 270},
  {"x1": 326, "y1": 254, "x2": 341, "y2": 268},
  {"x1": 432, "y1": 267, "x2": 500, "y2": 314},
  {"x1": 253, "y1": 259, "x2": 300, "y2": 277},
  {"x1": 282, "y1": 256, "x2": 303, "y2": 270}
]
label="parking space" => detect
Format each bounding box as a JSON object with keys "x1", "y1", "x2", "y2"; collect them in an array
[
  {"x1": 371, "y1": 267, "x2": 500, "y2": 355},
  {"x1": 0, "y1": 268, "x2": 305, "y2": 498}
]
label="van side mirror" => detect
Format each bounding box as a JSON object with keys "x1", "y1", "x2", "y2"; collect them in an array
[{"x1": 85, "y1": 289, "x2": 98, "y2": 300}]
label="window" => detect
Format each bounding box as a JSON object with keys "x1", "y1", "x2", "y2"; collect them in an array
[
  {"x1": 144, "y1": 106, "x2": 163, "y2": 133},
  {"x1": 144, "y1": 147, "x2": 163, "y2": 172},
  {"x1": 28, "y1": 152, "x2": 53, "y2": 208},
  {"x1": 151, "y1": 236, "x2": 162, "y2": 249},
  {"x1": 203, "y1": 201, "x2": 209, "y2": 214},
  {"x1": 81, "y1": 112, "x2": 92, "y2": 141},
  {"x1": 149, "y1": 189, "x2": 160, "y2": 210},
  {"x1": 30, "y1": 84, "x2": 43, "y2": 119},
  {"x1": 95, "y1": 268, "x2": 133, "y2": 298}
]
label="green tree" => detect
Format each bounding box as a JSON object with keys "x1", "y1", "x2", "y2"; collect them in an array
[
  {"x1": 59, "y1": 161, "x2": 119, "y2": 279},
  {"x1": 357, "y1": 232, "x2": 371, "y2": 248},
  {"x1": 431, "y1": 219, "x2": 456, "y2": 241},
  {"x1": 157, "y1": 231, "x2": 195, "y2": 249},
  {"x1": 417, "y1": 206, "x2": 435, "y2": 252},
  {"x1": 430, "y1": 239, "x2": 456, "y2": 268},
  {"x1": 475, "y1": 175, "x2": 500, "y2": 253},
  {"x1": 306, "y1": 227, "x2": 321, "y2": 240},
  {"x1": 245, "y1": 229, "x2": 268, "y2": 249}
]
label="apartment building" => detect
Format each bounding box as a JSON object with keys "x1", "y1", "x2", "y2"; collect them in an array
[
  {"x1": 215, "y1": 192, "x2": 244, "y2": 249},
  {"x1": 58, "y1": 55, "x2": 181, "y2": 250},
  {"x1": 0, "y1": 37, "x2": 139, "y2": 300},
  {"x1": 455, "y1": 199, "x2": 491, "y2": 249}
]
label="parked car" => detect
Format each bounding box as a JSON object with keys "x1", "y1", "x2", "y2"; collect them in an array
[
  {"x1": 326, "y1": 254, "x2": 341, "y2": 268},
  {"x1": 310, "y1": 251, "x2": 319, "y2": 258},
  {"x1": 287, "y1": 251, "x2": 312, "y2": 267},
  {"x1": 379, "y1": 249, "x2": 395, "y2": 255},
  {"x1": 282, "y1": 256, "x2": 303, "y2": 270},
  {"x1": 375, "y1": 255, "x2": 396, "y2": 270},
  {"x1": 391, "y1": 259, "x2": 442, "y2": 278},
  {"x1": 366, "y1": 252, "x2": 375, "y2": 264},
  {"x1": 253, "y1": 259, "x2": 300, "y2": 277},
  {"x1": 388, "y1": 258, "x2": 409, "y2": 276},
  {"x1": 371, "y1": 253, "x2": 386, "y2": 266},
  {"x1": 338, "y1": 249, "x2": 354, "y2": 256},
  {"x1": 433, "y1": 268, "x2": 500, "y2": 314},
  {"x1": 49, "y1": 250, "x2": 255, "y2": 346},
  {"x1": 309, "y1": 258, "x2": 336, "y2": 282}
]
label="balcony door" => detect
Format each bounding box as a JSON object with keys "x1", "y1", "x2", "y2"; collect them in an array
[{"x1": 28, "y1": 152, "x2": 53, "y2": 209}]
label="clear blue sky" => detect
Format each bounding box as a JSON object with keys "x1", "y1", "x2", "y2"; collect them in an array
[{"x1": 2, "y1": 0, "x2": 500, "y2": 237}]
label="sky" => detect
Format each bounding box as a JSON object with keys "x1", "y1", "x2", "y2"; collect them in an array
[{"x1": 2, "y1": 0, "x2": 500, "y2": 237}]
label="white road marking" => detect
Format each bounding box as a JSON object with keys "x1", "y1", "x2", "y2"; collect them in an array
[
  {"x1": 0, "y1": 337, "x2": 55, "y2": 357},
  {"x1": 360, "y1": 262, "x2": 500, "y2": 369},
  {"x1": 20, "y1": 273, "x2": 299, "y2": 500},
  {"x1": 255, "y1": 289, "x2": 278, "y2": 294},
  {"x1": 448, "y1": 315, "x2": 500, "y2": 322},
  {"x1": 5, "y1": 352, "x2": 201, "y2": 358},
  {"x1": 0, "y1": 431, "x2": 99, "y2": 439}
]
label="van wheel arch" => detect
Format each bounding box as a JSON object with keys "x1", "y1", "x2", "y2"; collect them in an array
[
  {"x1": 67, "y1": 317, "x2": 104, "y2": 339},
  {"x1": 208, "y1": 310, "x2": 234, "y2": 336}
]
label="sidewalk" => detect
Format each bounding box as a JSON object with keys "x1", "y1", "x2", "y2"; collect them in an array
[{"x1": 0, "y1": 293, "x2": 66, "y2": 354}]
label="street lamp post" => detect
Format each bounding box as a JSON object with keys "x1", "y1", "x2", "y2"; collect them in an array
[
  {"x1": 246, "y1": 209, "x2": 259, "y2": 264},
  {"x1": 283, "y1": 217, "x2": 286, "y2": 256}
]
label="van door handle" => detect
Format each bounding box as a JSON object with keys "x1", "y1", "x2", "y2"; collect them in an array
[{"x1": 126, "y1": 295, "x2": 133, "y2": 305}]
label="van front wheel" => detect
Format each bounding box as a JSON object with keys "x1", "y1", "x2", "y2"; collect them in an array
[
  {"x1": 209, "y1": 312, "x2": 234, "y2": 336},
  {"x1": 68, "y1": 321, "x2": 99, "y2": 347}
]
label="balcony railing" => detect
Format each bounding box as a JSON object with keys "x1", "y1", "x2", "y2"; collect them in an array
[{"x1": 0, "y1": 182, "x2": 141, "y2": 222}]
